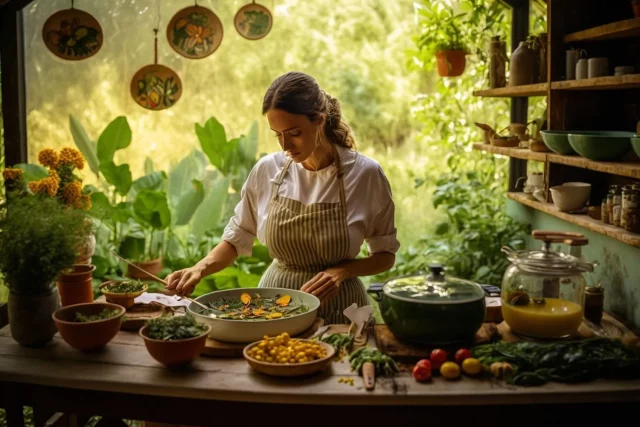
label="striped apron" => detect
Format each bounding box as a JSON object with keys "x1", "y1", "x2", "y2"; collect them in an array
[{"x1": 258, "y1": 151, "x2": 369, "y2": 324}]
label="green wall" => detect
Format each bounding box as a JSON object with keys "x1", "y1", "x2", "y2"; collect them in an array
[{"x1": 507, "y1": 199, "x2": 640, "y2": 328}]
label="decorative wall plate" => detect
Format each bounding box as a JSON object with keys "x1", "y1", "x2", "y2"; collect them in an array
[
  {"x1": 167, "y1": 5, "x2": 223, "y2": 59},
  {"x1": 42, "y1": 8, "x2": 103, "y2": 60},
  {"x1": 130, "y1": 64, "x2": 182, "y2": 111},
  {"x1": 234, "y1": 1, "x2": 273, "y2": 40}
]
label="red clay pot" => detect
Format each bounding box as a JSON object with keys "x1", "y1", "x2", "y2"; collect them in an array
[
  {"x1": 140, "y1": 324, "x2": 210, "y2": 366},
  {"x1": 53, "y1": 302, "x2": 124, "y2": 351},
  {"x1": 57, "y1": 264, "x2": 96, "y2": 306},
  {"x1": 633, "y1": 1, "x2": 640, "y2": 17},
  {"x1": 127, "y1": 258, "x2": 163, "y2": 281},
  {"x1": 436, "y1": 49, "x2": 466, "y2": 77}
]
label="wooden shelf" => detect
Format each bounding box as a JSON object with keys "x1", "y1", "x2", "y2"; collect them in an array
[
  {"x1": 551, "y1": 74, "x2": 640, "y2": 91},
  {"x1": 564, "y1": 18, "x2": 640, "y2": 43},
  {"x1": 507, "y1": 192, "x2": 640, "y2": 248},
  {"x1": 547, "y1": 153, "x2": 640, "y2": 180},
  {"x1": 473, "y1": 83, "x2": 548, "y2": 98},
  {"x1": 472, "y1": 143, "x2": 547, "y2": 161}
]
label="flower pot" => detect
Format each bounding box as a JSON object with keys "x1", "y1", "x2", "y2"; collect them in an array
[
  {"x1": 633, "y1": 1, "x2": 640, "y2": 18},
  {"x1": 57, "y1": 264, "x2": 95, "y2": 306},
  {"x1": 53, "y1": 302, "x2": 125, "y2": 351},
  {"x1": 126, "y1": 257, "x2": 163, "y2": 281},
  {"x1": 8, "y1": 288, "x2": 60, "y2": 347},
  {"x1": 75, "y1": 232, "x2": 96, "y2": 265},
  {"x1": 435, "y1": 50, "x2": 466, "y2": 77}
]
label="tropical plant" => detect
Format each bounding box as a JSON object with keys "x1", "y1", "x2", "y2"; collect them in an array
[{"x1": 0, "y1": 195, "x2": 91, "y2": 295}]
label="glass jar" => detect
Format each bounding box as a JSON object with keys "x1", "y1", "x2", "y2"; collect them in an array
[
  {"x1": 613, "y1": 186, "x2": 622, "y2": 227},
  {"x1": 623, "y1": 185, "x2": 639, "y2": 232},
  {"x1": 605, "y1": 186, "x2": 616, "y2": 225},
  {"x1": 601, "y1": 198, "x2": 609, "y2": 224},
  {"x1": 500, "y1": 230, "x2": 597, "y2": 339}
]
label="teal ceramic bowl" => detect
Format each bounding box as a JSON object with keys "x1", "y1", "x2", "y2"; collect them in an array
[
  {"x1": 540, "y1": 130, "x2": 576, "y2": 155},
  {"x1": 567, "y1": 131, "x2": 633, "y2": 161},
  {"x1": 631, "y1": 135, "x2": 640, "y2": 158}
]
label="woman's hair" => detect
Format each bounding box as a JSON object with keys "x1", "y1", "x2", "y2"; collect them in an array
[{"x1": 262, "y1": 71, "x2": 355, "y2": 149}]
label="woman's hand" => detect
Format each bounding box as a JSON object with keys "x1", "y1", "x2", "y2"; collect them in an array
[
  {"x1": 300, "y1": 266, "x2": 349, "y2": 302},
  {"x1": 166, "y1": 266, "x2": 205, "y2": 296}
]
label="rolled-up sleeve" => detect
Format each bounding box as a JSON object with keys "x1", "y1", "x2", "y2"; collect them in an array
[
  {"x1": 221, "y1": 169, "x2": 258, "y2": 257},
  {"x1": 365, "y1": 165, "x2": 400, "y2": 255}
]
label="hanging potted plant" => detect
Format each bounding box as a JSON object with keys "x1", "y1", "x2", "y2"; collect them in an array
[
  {"x1": 0, "y1": 172, "x2": 91, "y2": 346},
  {"x1": 414, "y1": 2, "x2": 468, "y2": 77}
]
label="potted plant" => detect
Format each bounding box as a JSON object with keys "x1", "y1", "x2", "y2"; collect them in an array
[
  {"x1": 0, "y1": 183, "x2": 91, "y2": 346},
  {"x1": 414, "y1": 2, "x2": 468, "y2": 77},
  {"x1": 632, "y1": 1, "x2": 640, "y2": 18}
]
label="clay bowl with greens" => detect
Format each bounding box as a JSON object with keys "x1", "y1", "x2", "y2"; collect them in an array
[
  {"x1": 100, "y1": 280, "x2": 148, "y2": 308},
  {"x1": 53, "y1": 302, "x2": 125, "y2": 351},
  {"x1": 140, "y1": 315, "x2": 211, "y2": 366},
  {"x1": 187, "y1": 288, "x2": 320, "y2": 344}
]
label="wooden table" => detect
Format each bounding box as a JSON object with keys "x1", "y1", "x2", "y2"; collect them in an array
[{"x1": 1, "y1": 326, "x2": 640, "y2": 427}]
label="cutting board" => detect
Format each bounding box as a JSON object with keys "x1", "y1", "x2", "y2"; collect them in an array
[
  {"x1": 95, "y1": 295, "x2": 173, "y2": 331},
  {"x1": 375, "y1": 312, "x2": 639, "y2": 359},
  {"x1": 201, "y1": 317, "x2": 325, "y2": 358}
]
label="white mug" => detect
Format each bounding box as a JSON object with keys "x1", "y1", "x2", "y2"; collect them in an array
[
  {"x1": 588, "y1": 57, "x2": 609, "y2": 78},
  {"x1": 528, "y1": 172, "x2": 544, "y2": 187},
  {"x1": 576, "y1": 59, "x2": 589, "y2": 80},
  {"x1": 566, "y1": 50, "x2": 579, "y2": 80}
]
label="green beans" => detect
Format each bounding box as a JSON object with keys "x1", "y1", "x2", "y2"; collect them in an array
[
  {"x1": 349, "y1": 347, "x2": 399, "y2": 377},
  {"x1": 320, "y1": 333, "x2": 354, "y2": 353}
]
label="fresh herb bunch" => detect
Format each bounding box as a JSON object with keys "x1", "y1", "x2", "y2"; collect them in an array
[
  {"x1": 0, "y1": 196, "x2": 90, "y2": 295},
  {"x1": 349, "y1": 347, "x2": 399, "y2": 377},
  {"x1": 472, "y1": 338, "x2": 640, "y2": 387},
  {"x1": 320, "y1": 333, "x2": 355, "y2": 354},
  {"x1": 104, "y1": 280, "x2": 145, "y2": 294},
  {"x1": 146, "y1": 315, "x2": 208, "y2": 341},
  {"x1": 74, "y1": 309, "x2": 120, "y2": 323}
]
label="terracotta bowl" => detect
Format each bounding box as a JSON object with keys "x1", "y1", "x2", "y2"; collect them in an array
[
  {"x1": 140, "y1": 324, "x2": 211, "y2": 366},
  {"x1": 100, "y1": 281, "x2": 148, "y2": 308},
  {"x1": 53, "y1": 302, "x2": 125, "y2": 351},
  {"x1": 243, "y1": 339, "x2": 335, "y2": 377}
]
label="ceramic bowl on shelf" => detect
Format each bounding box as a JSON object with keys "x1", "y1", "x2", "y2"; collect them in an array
[
  {"x1": 567, "y1": 131, "x2": 633, "y2": 161},
  {"x1": 540, "y1": 130, "x2": 576, "y2": 155},
  {"x1": 550, "y1": 182, "x2": 591, "y2": 212},
  {"x1": 631, "y1": 135, "x2": 640, "y2": 158}
]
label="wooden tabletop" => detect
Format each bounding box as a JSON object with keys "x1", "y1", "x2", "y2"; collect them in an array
[{"x1": 1, "y1": 326, "x2": 639, "y2": 407}]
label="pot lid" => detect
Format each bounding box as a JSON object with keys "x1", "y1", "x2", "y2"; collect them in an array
[
  {"x1": 383, "y1": 265, "x2": 485, "y2": 304},
  {"x1": 502, "y1": 245, "x2": 595, "y2": 276}
]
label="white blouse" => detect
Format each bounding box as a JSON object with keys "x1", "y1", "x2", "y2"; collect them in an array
[{"x1": 221, "y1": 145, "x2": 400, "y2": 258}]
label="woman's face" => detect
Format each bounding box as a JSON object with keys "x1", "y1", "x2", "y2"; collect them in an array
[{"x1": 267, "y1": 108, "x2": 323, "y2": 163}]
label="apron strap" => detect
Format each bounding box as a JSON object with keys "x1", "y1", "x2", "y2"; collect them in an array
[
  {"x1": 270, "y1": 157, "x2": 294, "y2": 200},
  {"x1": 333, "y1": 145, "x2": 347, "y2": 208}
]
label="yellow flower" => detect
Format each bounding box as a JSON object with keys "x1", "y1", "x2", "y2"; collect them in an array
[
  {"x1": 78, "y1": 194, "x2": 91, "y2": 210},
  {"x1": 38, "y1": 149, "x2": 59, "y2": 168},
  {"x1": 2, "y1": 167, "x2": 24, "y2": 181},
  {"x1": 62, "y1": 181, "x2": 82, "y2": 204},
  {"x1": 59, "y1": 147, "x2": 85, "y2": 170},
  {"x1": 28, "y1": 175, "x2": 60, "y2": 198}
]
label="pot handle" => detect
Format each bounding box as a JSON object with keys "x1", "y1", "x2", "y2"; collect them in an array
[{"x1": 367, "y1": 283, "x2": 383, "y2": 301}]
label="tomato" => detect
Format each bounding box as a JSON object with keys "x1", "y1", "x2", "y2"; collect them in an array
[
  {"x1": 454, "y1": 348, "x2": 472, "y2": 364},
  {"x1": 440, "y1": 361, "x2": 461, "y2": 380},
  {"x1": 430, "y1": 349, "x2": 448, "y2": 369},
  {"x1": 412, "y1": 361, "x2": 432, "y2": 382},
  {"x1": 461, "y1": 358, "x2": 483, "y2": 376},
  {"x1": 415, "y1": 358, "x2": 432, "y2": 371}
]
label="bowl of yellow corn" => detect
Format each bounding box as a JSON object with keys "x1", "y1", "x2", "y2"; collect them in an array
[{"x1": 243, "y1": 333, "x2": 335, "y2": 377}]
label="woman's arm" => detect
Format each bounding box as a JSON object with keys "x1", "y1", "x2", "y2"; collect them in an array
[
  {"x1": 300, "y1": 252, "x2": 395, "y2": 302},
  {"x1": 166, "y1": 241, "x2": 239, "y2": 296}
]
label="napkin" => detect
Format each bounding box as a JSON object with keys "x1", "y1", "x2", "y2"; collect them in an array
[{"x1": 134, "y1": 292, "x2": 191, "y2": 308}]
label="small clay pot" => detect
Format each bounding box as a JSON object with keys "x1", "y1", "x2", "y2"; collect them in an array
[
  {"x1": 127, "y1": 258, "x2": 163, "y2": 281},
  {"x1": 436, "y1": 50, "x2": 466, "y2": 77},
  {"x1": 53, "y1": 302, "x2": 124, "y2": 351},
  {"x1": 140, "y1": 324, "x2": 210, "y2": 366},
  {"x1": 57, "y1": 277, "x2": 94, "y2": 307}
]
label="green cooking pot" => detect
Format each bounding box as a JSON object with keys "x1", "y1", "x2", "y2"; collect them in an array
[{"x1": 368, "y1": 265, "x2": 486, "y2": 345}]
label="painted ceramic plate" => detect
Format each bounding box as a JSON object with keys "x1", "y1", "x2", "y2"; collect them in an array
[
  {"x1": 234, "y1": 2, "x2": 273, "y2": 40},
  {"x1": 167, "y1": 5, "x2": 223, "y2": 59},
  {"x1": 42, "y1": 8, "x2": 103, "y2": 60},
  {"x1": 130, "y1": 64, "x2": 182, "y2": 111}
]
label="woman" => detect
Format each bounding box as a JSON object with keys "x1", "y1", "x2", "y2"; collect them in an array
[{"x1": 167, "y1": 71, "x2": 399, "y2": 324}]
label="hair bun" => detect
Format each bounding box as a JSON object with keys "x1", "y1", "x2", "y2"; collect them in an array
[{"x1": 322, "y1": 91, "x2": 341, "y2": 128}]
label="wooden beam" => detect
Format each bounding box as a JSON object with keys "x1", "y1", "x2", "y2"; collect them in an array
[
  {"x1": 0, "y1": 0, "x2": 34, "y2": 12},
  {"x1": 0, "y1": 6, "x2": 28, "y2": 166}
]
